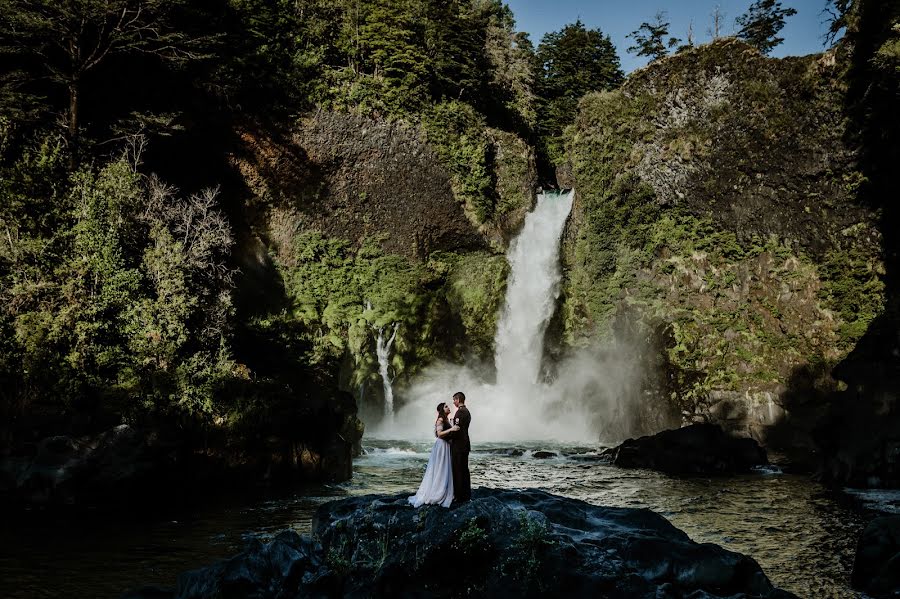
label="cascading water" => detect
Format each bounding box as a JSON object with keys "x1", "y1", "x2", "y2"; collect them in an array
[
  {"x1": 375, "y1": 323, "x2": 399, "y2": 417},
  {"x1": 494, "y1": 191, "x2": 574, "y2": 388},
  {"x1": 377, "y1": 189, "x2": 625, "y2": 442}
]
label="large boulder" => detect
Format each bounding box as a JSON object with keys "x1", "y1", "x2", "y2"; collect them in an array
[
  {"x1": 0, "y1": 425, "x2": 177, "y2": 506},
  {"x1": 851, "y1": 515, "x2": 900, "y2": 597},
  {"x1": 605, "y1": 423, "x2": 768, "y2": 475},
  {"x1": 139, "y1": 488, "x2": 795, "y2": 598}
]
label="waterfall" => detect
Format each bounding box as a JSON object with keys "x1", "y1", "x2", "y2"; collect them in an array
[
  {"x1": 375, "y1": 323, "x2": 399, "y2": 417},
  {"x1": 377, "y1": 189, "x2": 610, "y2": 443},
  {"x1": 494, "y1": 190, "x2": 574, "y2": 388}
]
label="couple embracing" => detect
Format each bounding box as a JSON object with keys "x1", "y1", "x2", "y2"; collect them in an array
[{"x1": 408, "y1": 391, "x2": 471, "y2": 508}]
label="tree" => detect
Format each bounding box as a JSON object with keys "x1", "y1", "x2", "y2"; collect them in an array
[
  {"x1": 483, "y1": 11, "x2": 538, "y2": 129},
  {"x1": 421, "y1": 0, "x2": 489, "y2": 103},
  {"x1": 627, "y1": 11, "x2": 681, "y2": 61},
  {"x1": 0, "y1": 0, "x2": 212, "y2": 163},
  {"x1": 708, "y1": 4, "x2": 727, "y2": 39},
  {"x1": 735, "y1": 0, "x2": 798, "y2": 55},
  {"x1": 535, "y1": 20, "x2": 623, "y2": 162}
]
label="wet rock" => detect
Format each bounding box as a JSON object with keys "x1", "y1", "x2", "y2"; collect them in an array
[
  {"x1": 145, "y1": 488, "x2": 795, "y2": 598},
  {"x1": 176, "y1": 531, "x2": 322, "y2": 599},
  {"x1": 531, "y1": 451, "x2": 557, "y2": 459},
  {"x1": 851, "y1": 515, "x2": 900, "y2": 598},
  {"x1": 605, "y1": 423, "x2": 768, "y2": 475},
  {"x1": 501, "y1": 448, "x2": 525, "y2": 457}
]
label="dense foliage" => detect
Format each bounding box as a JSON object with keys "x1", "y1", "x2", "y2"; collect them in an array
[
  {"x1": 0, "y1": 150, "x2": 237, "y2": 427},
  {"x1": 6, "y1": 0, "x2": 890, "y2": 479},
  {"x1": 1, "y1": 0, "x2": 607, "y2": 442},
  {"x1": 533, "y1": 20, "x2": 623, "y2": 165}
]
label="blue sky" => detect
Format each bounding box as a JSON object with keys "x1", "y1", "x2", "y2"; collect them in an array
[{"x1": 504, "y1": 0, "x2": 837, "y2": 72}]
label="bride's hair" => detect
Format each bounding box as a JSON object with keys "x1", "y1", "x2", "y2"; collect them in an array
[{"x1": 436, "y1": 402, "x2": 449, "y2": 428}]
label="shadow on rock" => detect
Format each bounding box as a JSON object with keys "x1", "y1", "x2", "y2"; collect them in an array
[
  {"x1": 851, "y1": 515, "x2": 900, "y2": 598},
  {"x1": 126, "y1": 488, "x2": 797, "y2": 598},
  {"x1": 603, "y1": 423, "x2": 768, "y2": 476}
]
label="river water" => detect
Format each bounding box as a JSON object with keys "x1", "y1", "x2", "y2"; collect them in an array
[{"x1": 3, "y1": 438, "x2": 898, "y2": 598}]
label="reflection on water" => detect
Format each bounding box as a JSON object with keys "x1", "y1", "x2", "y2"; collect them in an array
[{"x1": 0, "y1": 440, "x2": 877, "y2": 598}]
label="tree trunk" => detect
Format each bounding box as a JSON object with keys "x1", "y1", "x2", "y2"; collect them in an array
[{"x1": 68, "y1": 79, "x2": 79, "y2": 169}]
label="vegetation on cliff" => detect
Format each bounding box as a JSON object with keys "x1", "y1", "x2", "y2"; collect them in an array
[{"x1": 562, "y1": 36, "x2": 885, "y2": 435}]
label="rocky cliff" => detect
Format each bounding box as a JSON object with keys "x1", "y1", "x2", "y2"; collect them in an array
[
  {"x1": 228, "y1": 111, "x2": 535, "y2": 417},
  {"x1": 560, "y1": 39, "x2": 884, "y2": 462}
]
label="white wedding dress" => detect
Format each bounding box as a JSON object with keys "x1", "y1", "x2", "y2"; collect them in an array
[{"x1": 408, "y1": 421, "x2": 454, "y2": 508}]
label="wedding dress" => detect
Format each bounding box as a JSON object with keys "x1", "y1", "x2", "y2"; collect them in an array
[{"x1": 408, "y1": 420, "x2": 454, "y2": 508}]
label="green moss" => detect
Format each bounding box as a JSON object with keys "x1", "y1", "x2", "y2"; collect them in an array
[
  {"x1": 489, "y1": 128, "x2": 534, "y2": 220},
  {"x1": 453, "y1": 517, "x2": 490, "y2": 555},
  {"x1": 279, "y1": 231, "x2": 434, "y2": 386},
  {"x1": 422, "y1": 101, "x2": 497, "y2": 224},
  {"x1": 497, "y1": 512, "x2": 556, "y2": 592},
  {"x1": 818, "y1": 243, "x2": 885, "y2": 348},
  {"x1": 438, "y1": 251, "x2": 508, "y2": 357},
  {"x1": 558, "y1": 40, "x2": 889, "y2": 412},
  {"x1": 277, "y1": 234, "x2": 509, "y2": 386}
]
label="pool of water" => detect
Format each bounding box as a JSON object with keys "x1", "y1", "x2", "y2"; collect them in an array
[{"x1": 1, "y1": 439, "x2": 892, "y2": 598}]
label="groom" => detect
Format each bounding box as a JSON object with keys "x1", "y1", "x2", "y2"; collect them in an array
[{"x1": 448, "y1": 391, "x2": 471, "y2": 503}]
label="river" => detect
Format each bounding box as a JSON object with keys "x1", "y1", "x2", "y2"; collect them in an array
[{"x1": 3, "y1": 438, "x2": 899, "y2": 598}]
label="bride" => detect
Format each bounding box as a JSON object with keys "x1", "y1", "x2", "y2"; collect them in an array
[{"x1": 408, "y1": 402, "x2": 458, "y2": 508}]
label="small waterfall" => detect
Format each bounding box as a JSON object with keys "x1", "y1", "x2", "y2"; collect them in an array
[
  {"x1": 375, "y1": 323, "x2": 399, "y2": 417},
  {"x1": 494, "y1": 190, "x2": 574, "y2": 387}
]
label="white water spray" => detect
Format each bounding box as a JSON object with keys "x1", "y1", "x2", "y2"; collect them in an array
[{"x1": 375, "y1": 323, "x2": 399, "y2": 417}]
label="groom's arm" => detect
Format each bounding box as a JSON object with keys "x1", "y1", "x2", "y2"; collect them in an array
[{"x1": 460, "y1": 409, "x2": 471, "y2": 431}]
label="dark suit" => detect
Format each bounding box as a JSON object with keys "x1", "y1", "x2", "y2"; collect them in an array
[{"x1": 448, "y1": 405, "x2": 471, "y2": 502}]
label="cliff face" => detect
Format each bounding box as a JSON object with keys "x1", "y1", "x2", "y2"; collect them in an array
[
  {"x1": 233, "y1": 113, "x2": 481, "y2": 261},
  {"x1": 228, "y1": 111, "x2": 535, "y2": 414},
  {"x1": 232, "y1": 111, "x2": 536, "y2": 261},
  {"x1": 561, "y1": 39, "x2": 884, "y2": 456}
]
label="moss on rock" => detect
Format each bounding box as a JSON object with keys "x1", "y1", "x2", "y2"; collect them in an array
[{"x1": 562, "y1": 39, "x2": 884, "y2": 437}]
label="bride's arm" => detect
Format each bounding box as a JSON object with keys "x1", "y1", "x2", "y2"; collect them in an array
[{"x1": 436, "y1": 421, "x2": 459, "y2": 438}]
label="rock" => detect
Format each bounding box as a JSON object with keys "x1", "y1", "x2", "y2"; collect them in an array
[
  {"x1": 531, "y1": 451, "x2": 557, "y2": 459},
  {"x1": 851, "y1": 515, "x2": 900, "y2": 598},
  {"x1": 176, "y1": 530, "x2": 322, "y2": 599},
  {"x1": 120, "y1": 587, "x2": 175, "y2": 599},
  {"x1": 605, "y1": 423, "x2": 768, "y2": 475},
  {"x1": 1, "y1": 412, "x2": 363, "y2": 507},
  {"x1": 233, "y1": 112, "x2": 536, "y2": 261},
  {"x1": 146, "y1": 488, "x2": 795, "y2": 598},
  {"x1": 1, "y1": 425, "x2": 177, "y2": 506},
  {"x1": 559, "y1": 36, "x2": 884, "y2": 464}
]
